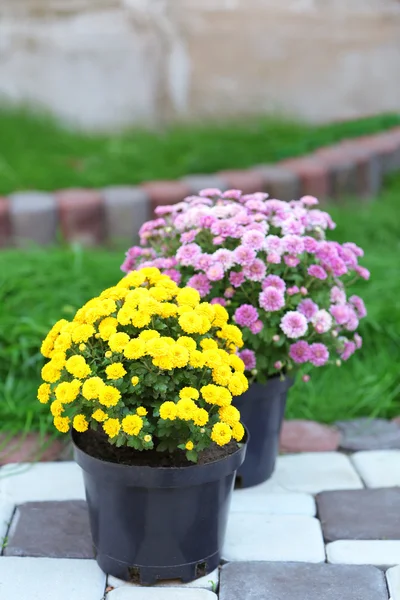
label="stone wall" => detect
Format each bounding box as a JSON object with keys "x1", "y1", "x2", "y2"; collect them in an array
[{"x1": 1, "y1": 0, "x2": 400, "y2": 130}]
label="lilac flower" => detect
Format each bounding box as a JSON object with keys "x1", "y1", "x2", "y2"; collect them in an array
[
  {"x1": 343, "y1": 242, "x2": 364, "y2": 257},
  {"x1": 284, "y1": 255, "x2": 300, "y2": 267},
  {"x1": 250, "y1": 320, "x2": 264, "y2": 334},
  {"x1": 213, "y1": 236, "x2": 224, "y2": 246},
  {"x1": 330, "y1": 286, "x2": 346, "y2": 305},
  {"x1": 180, "y1": 230, "x2": 199, "y2": 244},
  {"x1": 211, "y1": 219, "x2": 237, "y2": 238},
  {"x1": 195, "y1": 254, "x2": 213, "y2": 272},
  {"x1": 354, "y1": 333, "x2": 363, "y2": 349},
  {"x1": 282, "y1": 235, "x2": 305, "y2": 255},
  {"x1": 224, "y1": 287, "x2": 235, "y2": 299},
  {"x1": 287, "y1": 286, "x2": 300, "y2": 296},
  {"x1": 230, "y1": 271, "x2": 245, "y2": 288},
  {"x1": 308, "y1": 265, "x2": 328, "y2": 280},
  {"x1": 289, "y1": 341, "x2": 310, "y2": 364},
  {"x1": 199, "y1": 214, "x2": 217, "y2": 228},
  {"x1": 345, "y1": 308, "x2": 359, "y2": 332},
  {"x1": 264, "y1": 235, "x2": 282, "y2": 254},
  {"x1": 155, "y1": 205, "x2": 176, "y2": 215},
  {"x1": 176, "y1": 243, "x2": 202, "y2": 266},
  {"x1": 233, "y1": 245, "x2": 257, "y2": 266},
  {"x1": 262, "y1": 275, "x2": 286, "y2": 292},
  {"x1": 199, "y1": 188, "x2": 222, "y2": 197},
  {"x1": 259, "y1": 287, "x2": 285, "y2": 312},
  {"x1": 212, "y1": 248, "x2": 235, "y2": 271},
  {"x1": 312, "y1": 309, "x2": 333, "y2": 333},
  {"x1": 300, "y1": 286, "x2": 308, "y2": 295},
  {"x1": 206, "y1": 264, "x2": 225, "y2": 282},
  {"x1": 309, "y1": 343, "x2": 329, "y2": 367},
  {"x1": 164, "y1": 269, "x2": 182, "y2": 284},
  {"x1": 301, "y1": 195, "x2": 319, "y2": 207},
  {"x1": 303, "y1": 236, "x2": 319, "y2": 253},
  {"x1": 241, "y1": 229, "x2": 265, "y2": 250},
  {"x1": 355, "y1": 266, "x2": 370, "y2": 280},
  {"x1": 341, "y1": 340, "x2": 356, "y2": 361},
  {"x1": 234, "y1": 304, "x2": 259, "y2": 327},
  {"x1": 329, "y1": 257, "x2": 348, "y2": 277},
  {"x1": 280, "y1": 311, "x2": 308, "y2": 339},
  {"x1": 187, "y1": 274, "x2": 211, "y2": 298},
  {"x1": 222, "y1": 189, "x2": 242, "y2": 200},
  {"x1": 267, "y1": 253, "x2": 281, "y2": 264},
  {"x1": 210, "y1": 297, "x2": 227, "y2": 306},
  {"x1": 349, "y1": 295, "x2": 367, "y2": 318},
  {"x1": 243, "y1": 259, "x2": 267, "y2": 282},
  {"x1": 239, "y1": 349, "x2": 257, "y2": 370},
  {"x1": 330, "y1": 304, "x2": 351, "y2": 326},
  {"x1": 298, "y1": 299, "x2": 318, "y2": 321}
]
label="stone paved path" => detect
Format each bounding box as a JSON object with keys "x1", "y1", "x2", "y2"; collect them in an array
[{"x1": 0, "y1": 451, "x2": 399, "y2": 599}]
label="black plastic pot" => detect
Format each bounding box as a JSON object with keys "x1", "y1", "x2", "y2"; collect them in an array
[
  {"x1": 233, "y1": 375, "x2": 293, "y2": 488},
  {"x1": 72, "y1": 431, "x2": 246, "y2": 585}
]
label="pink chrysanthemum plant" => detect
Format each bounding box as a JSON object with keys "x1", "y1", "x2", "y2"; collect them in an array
[{"x1": 121, "y1": 189, "x2": 369, "y2": 383}]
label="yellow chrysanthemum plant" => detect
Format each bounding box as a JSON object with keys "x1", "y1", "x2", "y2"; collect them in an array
[{"x1": 38, "y1": 267, "x2": 248, "y2": 463}]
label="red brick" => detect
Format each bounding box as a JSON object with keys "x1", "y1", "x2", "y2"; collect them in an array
[
  {"x1": 0, "y1": 197, "x2": 12, "y2": 247},
  {"x1": 314, "y1": 147, "x2": 358, "y2": 199},
  {"x1": 141, "y1": 180, "x2": 190, "y2": 214},
  {"x1": 0, "y1": 433, "x2": 65, "y2": 465},
  {"x1": 217, "y1": 169, "x2": 266, "y2": 194},
  {"x1": 357, "y1": 133, "x2": 400, "y2": 173},
  {"x1": 57, "y1": 189, "x2": 105, "y2": 245},
  {"x1": 280, "y1": 420, "x2": 340, "y2": 453},
  {"x1": 336, "y1": 141, "x2": 382, "y2": 198},
  {"x1": 279, "y1": 157, "x2": 330, "y2": 201}
]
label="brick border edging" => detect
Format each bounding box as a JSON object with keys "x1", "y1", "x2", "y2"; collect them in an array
[{"x1": 1, "y1": 128, "x2": 400, "y2": 248}]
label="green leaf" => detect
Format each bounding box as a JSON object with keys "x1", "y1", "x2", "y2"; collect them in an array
[{"x1": 186, "y1": 449, "x2": 198, "y2": 463}]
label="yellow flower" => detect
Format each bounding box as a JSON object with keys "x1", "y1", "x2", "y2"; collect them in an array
[
  {"x1": 139, "y1": 267, "x2": 161, "y2": 284},
  {"x1": 177, "y1": 305, "x2": 192, "y2": 315},
  {"x1": 123, "y1": 339, "x2": 146, "y2": 360},
  {"x1": 41, "y1": 362, "x2": 61, "y2": 383},
  {"x1": 98, "y1": 317, "x2": 118, "y2": 341},
  {"x1": 123, "y1": 270, "x2": 146, "y2": 288},
  {"x1": 82, "y1": 377, "x2": 104, "y2": 400},
  {"x1": 176, "y1": 398, "x2": 197, "y2": 421},
  {"x1": 73, "y1": 414, "x2": 89, "y2": 433},
  {"x1": 71, "y1": 324, "x2": 95, "y2": 344},
  {"x1": 200, "y1": 338, "x2": 218, "y2": 351},
  {"x1": 92, "y1": 409, "x2": 109, "y2": 422},
  {"x1": 228, "y1": 354, "x2": 245, "y2": 373},
  {"x1": 156, "y1": 276, "x2": 178, "y2": 295},
  {"x1": 54, "y1": 416, "x2": 70, "y2": 433},
  {"x1": 131, "y1": 309, "x2": 152, "y2": 328},
  {"x1": 65, "y1": 355, "x2": 91, "y2": 379},
  {"x1": 212, "y1": 365, "x2": 232, "y2": 386},
  {"x1": 139, "y1": 330, "x2": 160, "y2": 341},
  {"x1": 79, "y1": 343, "x2": 86, "y2": 352},
  {"x1": 105, "y1": 351, "x2": 112, "y2": 358},
  {"x1": 153, "y1": 356, "x2": 174, "y2": 370},
  {"x1": 232, "y1": 421, "x2": 245, "y2": 442},
  {"x1": 179, "y1": 387, "x2": 199, "y2": 400},
  {"x1": 99, "y1": 385, "x2": 121, "y2": 407},
  {"x1": 193, "y1": 408, "x2": 209, "y2": 426},
  {"x1": 100, "y1": 286, "x2": 129, "y2": 301},
  {"x1": 201, "y1": 384, "x2": 232, "y2": 407},
  {"x1": 170, "y1": 345, "x2": 189, "y2": 368},
  {"x1": 131, "y1": 376, "x2": 139, "y2": 387},
  {"x1": 185, "y1": 441, "x2": 194, "y2": 451},
  {"x1": 55, "y1": 380, "x2": 81, "y2": 404},
  {"x1": 105, "y1": 362, "x2": 127, "y2": 380},
  {"x1": 49, "y1": 350, "x2": 67, "y2": 370},
  {"x1": 159, "y1": 401, "x2": 177, "y2": 420},
  {"x1": 179, "y1": 311, "x2": 203, "y2": 334},
  {"x1": 40, "y1": 319, "x2": 69, "y2": 357},
  {"x1": 197, "y1": 316, "x2": 212, "y2": 335},
  {"x1": 149, "y1": 287, "x2": 170, "y2": 301},
  {"x1": 176, "y1": 336, "x2": 197, "y2": 352},
  {"x1": 211, "y1": 422, "x2": 232, "y2": 446},
  {"x1": 144, "y1": 434, "x2": 152, "y2": 443},
  {"x1": 203, "y1": 349, "x2": 223, "y2": 368},
  {"x1": 189, "y1": 350, "x2": 205, "y2": 368},
  {"x1": 146, "y1": 338, "x2": 170, "y2": 358},
  {"x1": 108, "y1": 332, "x2": 130, "y2": 353},
  {"x1": 219, "y1": 324, "x2": 244, "y2": 348},
  {"x1": 158, "y1": 302, "x2": 178, "y2": 318},
  {"x1": 219, "y1": 405, "x2": 241, "y2": 427},
  {"x1": 53, "y1": 332, "x2": 72, "y2": 352},
  {"x1": 228, "y1": 373, "x2": 249, "y2": 396},
  {"x1": 136, "y1": 406, "x2": 147, "y2": 416},
  {"x1": 176, "y1": 287, "x2": 200, "y2": 308},
  {"x1": 37, "y1": 383, "x2": 51, "y2": 404},
  {"x1": 196, "y1": 302, "x2": 215, "y2": 321},
  {"x1": 212, "y1": 305, "x2": 229, "y2": 327},
  {"x1": 50, "y1": 400, "x2": 64, "y2": 417},
  {"x1": 117, "y1": 306, "x2": 133, "y2": 326},
  {"x1": 103, "y1": 418, "x2": 121, "y2": 438},
  {"x1": 122, "y1": 414, "x2": 143, "y2": 436}
]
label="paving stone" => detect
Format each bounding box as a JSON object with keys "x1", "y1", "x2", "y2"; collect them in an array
[
  {"x1": 219, "y1": 561, "x2": 388, "y2": 600},
  {"x1": 107, "y1": 588, "x2": 217, "y2": 599},
  {"x1": 217, "y1": 169, "x2": 266, "y2": 194},
  {"x1": 141, "y1": 180, "x2": 190, "y2": 213},
  {"x1": 0, "y1": 197, "x2": 12, "y2": 247},
  {"x1": 181, "y1": 174, "x2": 228, "y2": 194},
  {"x1": 251, "y1": 164, "x2": 300, "y2": 200},
  {"x1": 327, "y1": 540, "x2": 400, "y2": 567},
  {"x1": 5, "y1": 500, "x2": 93, "y2": 558},
  {"x1": 336, "y1": 419, "x2": 400, "y2": 451},
  {"x1": 317, "y1": 488, "x2": 400, "y2": 542},
  {"x1": 259, "y1": 452, "x2": 363, "y2": 494},
  {"x1": 0, "y1": 433, "x2": 65, "y2": 465},
  {"x1": 279, "y1": 157, "x2": 329, "y2": 200},
  {"x1": 339, "y1": 142, "x2": 382, "y2": 198},
  {"x1": 351, "y1": 451, "x2": 400, "y2": 488},
  {"x1": 57, "y1": 189, "x2": 105, "y2": 245},
  {"x1": 108, "y1": 568, "x2": 218, "y2": 591},
  {"x1": 103, "y1": 186, "x2": 151, "y2": 244},
  {"x1": 280, "y1": 420, "x2": 340, "y2": 453},
  {"x1": 230, "y1": 489, "x2": 316, "y2": 516},
  {"x1": 8, "y1": 192, "x2": 57, "y2": 246},
  {"x1": 0, "y1": 557, "x2": 106, "y2": 600},
  {"x1": 0, "y1": 500, "x2": 14, "y2": 544},
  {"x1": 223, "y1": 514, "x2": 325, "y2": 562},
  {"x1": 0, "y1": 462, "x2": 85, "y2": 503},
  {"x1": 386, "y1": 565, "x2": 400, "y2": 600},
  {"x1": 314, "y1": 148, "x2": 358, "y2": 199}
]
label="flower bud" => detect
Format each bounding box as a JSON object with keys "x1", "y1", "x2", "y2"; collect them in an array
[
  {"x1": 331, "y1": 330, "x2": 338, "y2": 338},
  {"x1": 274, "y1": 361, "x2": 283, "y2": 370},
  {"x1": 336, "y1": 359, "x2": 342, "y2": 367},
  {"x1": 251, "y1": 369, "x2": 258, "y2": 376},
  {"x1": 272, "y1": 335, "x2": 280, "y2": 342},
  {"x1": 302, "y1": 374, "x2": 310, "y2": 383}
]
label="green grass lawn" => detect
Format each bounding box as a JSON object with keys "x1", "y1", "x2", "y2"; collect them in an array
[
  {"x1": 1, "y1": 175, "x2": 399, "y2": 434},
  {"x1": 1, "y1": 107, "x2": 400, "y2": 194}
]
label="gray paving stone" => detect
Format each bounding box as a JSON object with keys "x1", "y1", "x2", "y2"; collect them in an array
[
  {"x1": 108, "y1": 568, "x2": 218, "y2": 591},
  {"x1": 219, "y1": 561, "x2": 389, "y2": 600},
  {"x1": 4, "y1": 501, "x2": 93, "y2": 558},
  {"x1": 181, "y1": 175, "x2": 228, "y2": 194},
  {"x1": 0, "y1": 557, "x2": 106, "y2": 600},
  {"x1": 103, "y1": 186, "x2": 151, "y2": 244},
  {"x1": 107, "y1": 588, "x2": 217, "y2": 599},
  {"x1": 0, "y1": 500, "x2": 14, "y2": 545},
  {"x1": 317, "y1": 488, "x2": 400, "y2": 542},
  {"x1": 8, "y1": 192, "x2": 57, "y2": 246},
  {"x1": 252, "y1": 164, "x2": 300, "y2": 200},
  {"x1": 337, "y1": 418, "x2": 400, "y2": 451}
]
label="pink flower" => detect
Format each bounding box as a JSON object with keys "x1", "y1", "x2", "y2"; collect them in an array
[
  {"x1": 210, "y1": 297, "x2": 227, "y2": 306},
  {"x1": 176, "y1": 243, "x2": 202, "y2": 266},
  {"x1": 312, "y1": 309, "x2": 333, "y2": 333},
  {"x1": 262, "y1": 275, "x2": 286, "y2": 292},
  {"x1": 229, "y1": 271, "x2": 245, "y2": 288},
  {"x1": 308, "y1": 265, "x2": 328, "y2": 280},
  {"x1": 154, "y1": 204, "x2": 176, "y2": 215},
  {"x1": 309, "y1": 343, "x2": 329, "y2": 367},
  {"x1": 233, "y1": 245, "x2": 257, "y2": 266},
  {"x1": 301, "y1": 195, "x2": 319, "y2": 206},
  {"x1": 212, "y1": 249, "x2": 235, "y2": 270},
  {"x1": 213, "y1": 236, "x2": 224, "y2": 245},
  {"x1": 349, "y1": 295, "x2": 367, "y2": 318},
  {"x1": 330, "y1": 304, "x2": 351, "y2": 325},
  {"x1": 282, "y1": 235, "x2": 304, "y2": 255},
  {"x1": 300, "y1": 286, "x2": 308, "y2": 295},
  {"x1": 345, "y1": 308, "x2": 359, "y2": 332},
  {"x1": 289, "y1": 341, "x2": 310, "y2": 364},
  {"x1": 243, "y1": 259, "x2": 266, "y2": 282},
  {"x1": 239, "y1": 349, "x2": 257, "y2": 370},
  {"x1": 180, "y1": 230, "x2": 199, "y2": 244},
  {"x1": 224, "y1": 287, "x2": 235, "y2": 299},
  {"x1": 164, "y1": 269, "x2": 182, "y2": 284},
  {"x1": 298, "y1": 299, "x2": 318, "y2": 321},
  {"x1": 354, "y1": 333, "x2": 363, "y2": 349},
  {"x1": 187, "y1": 274, "x2": 211, "y2": 297},
  {"x1": 234, "y1": 304, "x2": 259, "y2": 327},
  {"x1": 222, "y1": 189, "x2": 242, "y2": 200},
  {"x1": 303, "y1": 237, "x2": 319, "y2": 253},
  {"x1": 264, "y1": 235, "x2": 282, "y2": 254},
  {"x1": 280, "y1": 311, "x2": 308, "y2": 339},
  {"x1": 199, "y1": 214, "x2": 217, "y2": 228},
  {"x1": 199, "y1": 188, "x2": 222, "y2": 197},
  {"x1": 343, "y1": 242, "x2": 364, "y2": 257},
  {"x1": 206, "y1": 264, "x2": 225, "y2": 281},
  {"x1": 341, "y1": 340, "x2": 356, "y2": 361},
  {"x1": 287, "y1": 286, "x2": 300, "y2": 296},
  {"x1": 259, "y1": 287, "x2": 285, "y2": 312},
  {"x1": 330, "y1": 286, "x2": 346, "y2": 304},
  {"x1": 355, "y1": 266, "x2": 370, "y2": 280},
  {"x1": 241, "y1": 229, "x2": 265, "y2": 250},
  {"x1": 195, "y1": 254, "x2": 213, "y2": 272},
  {"x1": 250, "y1": 320, "x2": 264, "y2": 334},
  {"x1": 284, "y1": 255, "x2": 300, "y2": 267},
  {"x1": 267, "y1": 252, "x2": 281, "y2": 264}
]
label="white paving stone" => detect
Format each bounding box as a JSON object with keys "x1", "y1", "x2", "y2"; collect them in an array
[
  {"x1": 108, "y1": 568, "x2": 219, "y2": 591},
  {"x1": 327, "y1": 541, "x2": 400, "y2": 566},
  {"x1": 0, "y1": 462, "x2": 85, "y2": 503},
  {"x1": 0, "y1": 500, "x2": 14, "y2": 544},
  {"x1": 256, "y1": 452, "x2": 363, "y2": 494},
  {"x1": 352, "y1": 451, "x2": 400, "y2": 488},
  {"x1": 223, "y1": 513, "x2": 325, "y2": 562},
  {"x1": 231, "y1": 489, "x2": 316, "y2": 515},
  {"x1": 0, "y1": 557, "x2": 106, "y2": 600},
  {"x1": 107, "y1": 588, "x2": 217, "y2": 599},
  {"x1": 387, "y1": 566, "x2": 400, "y2": 600}
]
